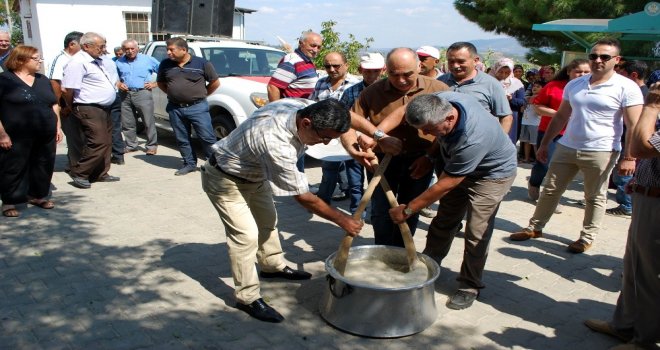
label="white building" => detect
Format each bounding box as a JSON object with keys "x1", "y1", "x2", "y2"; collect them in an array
[{"x1": 17, "y1": 0, "x2": 254, "y2": 68}]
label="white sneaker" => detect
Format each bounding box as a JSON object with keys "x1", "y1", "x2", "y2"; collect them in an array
[{"x1": 554, "y1": 204, "x2": 563, "y2": 214}]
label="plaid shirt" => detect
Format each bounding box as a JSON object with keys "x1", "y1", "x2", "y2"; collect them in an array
[
  {"x1": 340, "y1": 81, "x2": 367, "y2": 108},
  {"x1": 210, "y1": 99, "x2": 314, "y2": 196},
  {"x1": 635, "y1": 130, "x2": 660, "y2": 188},
  {"x1": 309, "y1": 74, "x2": 359, "y2": 101}
]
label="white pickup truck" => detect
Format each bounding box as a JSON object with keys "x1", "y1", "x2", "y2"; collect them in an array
[{"x1": 142, "y1": 38, "x2": 285, "y2": 139}]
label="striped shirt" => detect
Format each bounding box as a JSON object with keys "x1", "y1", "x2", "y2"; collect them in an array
[
  {"x1": 268, "y1": 49, "x2": 318, "y2": 98},
  {"x1": 309, "y1": 74, "x2": 359, "y2": 101},
  {"x1": 635, "y1": 130, "x2": 660, "y2": 188},
  {"x1": 210, "y1": 98, "x2": 315, "y2": 196}
]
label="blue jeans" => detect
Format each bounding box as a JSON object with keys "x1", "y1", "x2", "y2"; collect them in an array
[
  {"x1": 317, "y1": 159, "x2": 364, "y2": 216},
  {"x1": 110, "y1": 94, "x2": 125, "y2": 159},
  {"x1": 166, "y1": 100, "x2": 216, "y2": 167},
  {"x1": 368, "y1": 153, "x2": 433, "y2": 247},
  {"x1": 612, "y1": 171, "x2": 633, "y2": 212},
  {"x1": 529, "y1": 131, "x2": 561, "y2": 187}
]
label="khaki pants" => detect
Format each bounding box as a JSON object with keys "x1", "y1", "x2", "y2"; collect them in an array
[
  {"x1": 200, "y1": 162, "x2": 286, "y2": 304},
  {"x1": 527, "y1": 144, "x2": 619, "y2": 243}
]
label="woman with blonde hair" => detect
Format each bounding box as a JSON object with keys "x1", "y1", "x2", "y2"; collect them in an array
[{"x1": 0, "y1": 45, "x2": 62, "y2": 217}]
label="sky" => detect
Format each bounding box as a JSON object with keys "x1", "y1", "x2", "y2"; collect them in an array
[{"x1": 235, "y1": 0, "x2": 513, "y2": 49}]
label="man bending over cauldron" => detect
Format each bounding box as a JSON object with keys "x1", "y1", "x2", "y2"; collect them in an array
[
  {"x1": 388, "y1": 92, "x2": 517, "y2": 310},
  {"x1": 201, "y1": 98, "x2": 366, "y2": 323}
]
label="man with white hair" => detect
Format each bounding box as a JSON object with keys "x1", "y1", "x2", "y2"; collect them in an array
[
  {"x1": 416, "y1": 46, "x2": 441, "y2": 79},
  {"x1": 0, "y1": 30, "x2": 12, "y2": 72},
  {"x1": 62, "y1": 32, "x2": 120, "y2": 189},
  {"x1": 267, "y1": 31, "x2": 322, "y2": 101}
]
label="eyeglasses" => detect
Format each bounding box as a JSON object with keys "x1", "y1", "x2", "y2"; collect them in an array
[
  {"x1": 324, "y1": 64, "x2": 342, "y2": 70},
  {"x1": 30, "y1": 56, "x2": 44, "y2": 62},
  {"x1": 588, "y1": 54, "x2": 617, "y2": 62},
  {"x1": 313, "y1": 127, "x2": 333, "y2": 143}
]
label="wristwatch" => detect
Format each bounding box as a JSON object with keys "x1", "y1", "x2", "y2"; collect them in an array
[
  {"x1": 373, "y1": 129, "x2": 386, "y2": 141},
  {"x1": 403, "y1": 206, "x2": 415, "y2": 216}
]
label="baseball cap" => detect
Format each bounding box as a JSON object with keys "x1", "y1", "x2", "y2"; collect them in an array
[
  {"x1": 416, "y1": 46, "x2": 440, "y2": 59},
  {"x1": 360, "y1": 52, "x2": 385, "y2": 69}
]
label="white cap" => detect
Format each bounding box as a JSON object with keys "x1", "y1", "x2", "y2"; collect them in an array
[
  {"x1": 416, "y1": 46, "x2": 440, "y2": 59},
  {"x1": 359, "y1": 52, "x2": 385, "y2": 69}
]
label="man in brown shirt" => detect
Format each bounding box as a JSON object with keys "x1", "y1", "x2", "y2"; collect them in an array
[{"x1": 345, "y1": 47, "x2": 449, "y2": 247}]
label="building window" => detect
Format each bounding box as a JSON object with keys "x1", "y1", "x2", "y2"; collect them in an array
[{"x1": 124, "y1": 12, "x2": 150, "y2": 45}]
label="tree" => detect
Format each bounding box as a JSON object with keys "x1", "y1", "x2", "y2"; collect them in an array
[
  {"x1": 311, "y1": 20, "x2": 374, "y2": 74},
  {"x1": 1, "y1": 0, "x2": 23, "y2": 45},
  {"x1": 454, "y1": 0, "x2": 653, "y2": 64}
]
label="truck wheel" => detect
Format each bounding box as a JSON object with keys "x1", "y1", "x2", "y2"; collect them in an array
[{"x1": 211, "y1": 114, "x2": 236, "y2": 140}]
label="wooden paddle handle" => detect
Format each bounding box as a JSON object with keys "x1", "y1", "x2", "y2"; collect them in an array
[
  {"x1": 378, "y1": 177, "x2": 418, "y2": 270},
  {"x1": 333, "y1": 154, "x2": 393, "y2": 275}
]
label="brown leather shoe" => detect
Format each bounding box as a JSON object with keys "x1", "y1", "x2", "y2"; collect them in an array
[
  {"x1": 509, "y1": 229, "x2": 542, "y2": 241},
  {"x1": 146, "y1": 148, "x2": 157, "y2": 155},
  {"x1": 584, "y1": 319, "x2": 632, "y2": 342},
  {"x1": 568, "y1": 239, "x2": 592, "y2": 253}
]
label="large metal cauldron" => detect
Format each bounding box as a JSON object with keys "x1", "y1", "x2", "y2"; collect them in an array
[{"x1": 319, "y1": 245, "x2": 440, "y2": 338}]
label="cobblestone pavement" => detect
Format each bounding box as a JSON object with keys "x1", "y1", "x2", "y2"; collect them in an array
[{"x1": 1, "y1": 133, "x2": 632, "y2": 349}]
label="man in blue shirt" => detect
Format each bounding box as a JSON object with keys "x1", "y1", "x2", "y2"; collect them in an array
[
  {"x1": 115, "y1": 39, "x2": 160, "y2": 155},
  {"x1": 389, "y1": 92, "x2": 517, "y2": 310}
]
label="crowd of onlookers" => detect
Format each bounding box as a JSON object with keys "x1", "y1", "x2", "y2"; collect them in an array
[{"x1": 1, "y1": 28, "x2": 659, "y2": 347}]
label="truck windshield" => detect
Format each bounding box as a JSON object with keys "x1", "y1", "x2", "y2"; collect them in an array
[{"x1": 202, "y1": 48, "x2": 285, "y2": 77}]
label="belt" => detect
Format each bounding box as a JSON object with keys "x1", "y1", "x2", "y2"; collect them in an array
[
  {"x1": 127, "y1": 88, "x2": 146, "y2": 92},
  {"x1": 208, "y1": 157, "x2": 257, "y2": 184},
  {"x1": 169, "y1": 99, "x2": 204, "y2": 108},
  {"x1": 73, "y1": 103, "x2": 110, "y2": 110},
  {"x1": 630, "y1": 184, "x2": 660, "y2": 198}
]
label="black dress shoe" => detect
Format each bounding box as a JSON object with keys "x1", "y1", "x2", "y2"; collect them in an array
[
  {"x1": 97, "y1": 175, "x2": 120, "y2": 182},
  {"x1": 260, "y1": 266, "x2": 312, "y2": 280},
  {"x1": 71, "y1": 177, "x2": 91, "y2": 189},
  {"x1": 446, "y1": 290, "x2": 478, "y2": 310},
  {"x1": 236, "y1": 298, "x2": 284, "y2": 323},
  {"x1": 111, "y1": 157, "x2": 125, "y2": 165}
]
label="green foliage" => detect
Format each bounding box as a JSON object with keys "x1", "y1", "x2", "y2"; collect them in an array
[
  {"x1": 453, "y1": 0, "x2": 653, "y2": 64},
  {"x1": 312, "y1": 20, "x2": 374, "y2": 74},
  {"x1": 1, "y1": 0, "x2": 23, "y2": 45}
]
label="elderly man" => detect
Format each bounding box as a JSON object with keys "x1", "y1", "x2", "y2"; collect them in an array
[
  {"x1": 310, "y1": 51, "x2": 360, "y2": 207},
  {"x1": 345, "y1": 47, "x2": 449, "y2": 247},
  {"x1": 157, "y1": 37, "x2": 220, "y2": 176},
  {"x1": 510, "y1": 38, "x2": 644, "y2": 253},
  {"x1": 438, "y1": 42, "x2": 513, "y2": 133},
  {"x1": 47, "y1": 31, "x2": 83, "y2": 171},
  {"x1": 116, "y1": 39, "x2": 160, "y2": 156},
  {"x1": 584, "y1": 84, "x2": 660, "y2": 350},
  {"x1": 201, "y1": 98, "x2": 364, "y2": 323},
  {"x1": 267, "y1": 31, "x2": 322, "y2": 101},
  {"x1": 389, "y1": 92, "x2": 517, "y2": 310},
  {"x1": 0, "y1": 31, "x2": 11, "y2": 72},
  {"x1": 416, "y1": 46, "x2": 442, "y2": 79},
  {"x1": 62, "y1": 32, "x2": 120, "y2": 189}
]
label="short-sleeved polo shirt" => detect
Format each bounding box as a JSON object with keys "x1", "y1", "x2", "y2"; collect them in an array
[
  {"x1": 157, "y1": 55, "x2": 218, "y2": 104},
  {"x1": 268, "y1": 49, "x2": 318, "y2": 99},
  {"x1": 438, "y1": 70, "x2": 512, "y2": 118},
  {"x1": 352, "y1": 75, "x2": 449, "y2": 153},
  {"x1": 435, "y1": 92, "x2": 517, "y2": 179}
]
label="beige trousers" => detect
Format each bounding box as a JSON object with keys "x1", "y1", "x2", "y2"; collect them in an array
[
  {"x1": 200, "y1": 162, "x2": 286, "y2": 304},
  {"x1": 527, "y1": 144, "x2": 619, "y2": 243}
]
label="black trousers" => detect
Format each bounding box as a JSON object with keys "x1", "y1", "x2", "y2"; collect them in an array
[{"x1": 0, "y1": 133, "x2": 56, "y2": 205}]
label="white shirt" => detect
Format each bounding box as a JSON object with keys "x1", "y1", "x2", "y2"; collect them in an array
[
  {"x1": 62, "y1": 51, "x2": 117, "y2": 106},
  {"x1": 47, "y1": 50, "x2": 72, "y2": 80},
  {"x1": 558, "y1": 73, "x2": 644, "y2": 151}
]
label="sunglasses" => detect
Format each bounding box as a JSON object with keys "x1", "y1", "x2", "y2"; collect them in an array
[
  {"x1": 588, "y1": 54, "x2": 616, "y2": 62},
  {"x1": 324, "y1": 64, "x2": 342, "y2": 70}
]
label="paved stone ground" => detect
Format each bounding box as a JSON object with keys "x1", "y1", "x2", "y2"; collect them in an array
[{"x1": 1, "y1": 133, "x2": 633, "y2": 349}]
